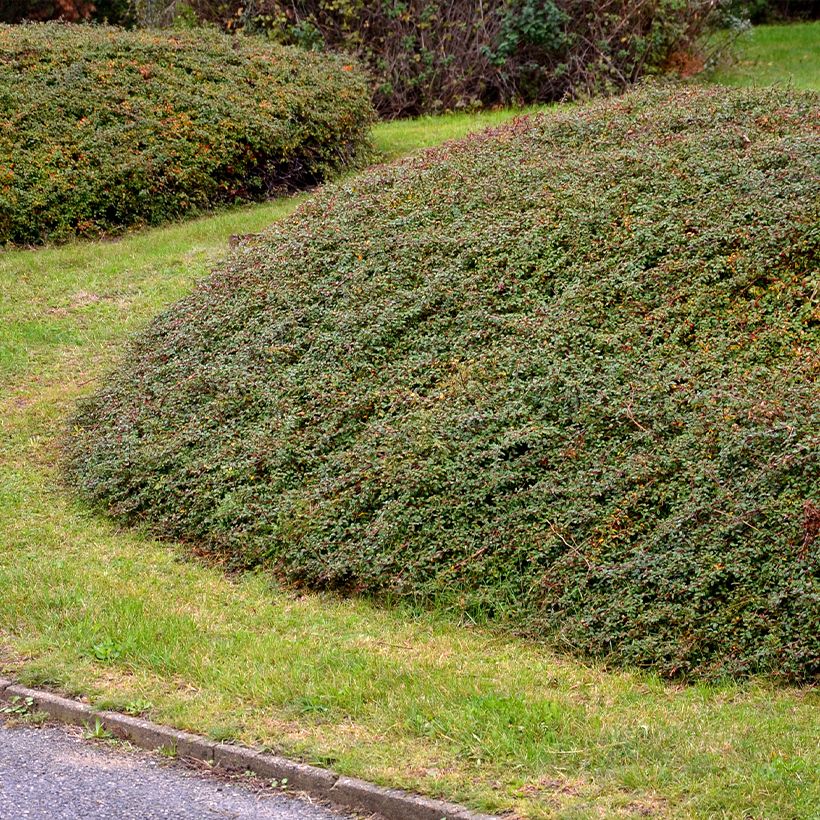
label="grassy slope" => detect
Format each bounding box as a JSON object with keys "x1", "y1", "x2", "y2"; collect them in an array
[
  {"x1": 372, "y1": 106, "x2": 548, "y2": 161},
  {"x1": 1, "y1": 56, "x2": 819, "y2": 820},
  {"x1": 710, "y1": 21, "x2": 820, "y2": 90}
]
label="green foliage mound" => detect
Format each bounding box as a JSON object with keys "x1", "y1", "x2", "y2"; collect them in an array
[
  {"x1": 68, "y1": 85, "x2": 820, "y2": 681},
  {"x1": 0, "y1": 23, "x2": 373, "y2": 244}
]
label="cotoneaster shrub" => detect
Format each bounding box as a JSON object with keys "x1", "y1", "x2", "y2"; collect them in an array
[
  {"x1": 67, "y1": 85, "x2": 820, "y2": 681},
  {"x1": 0, "y1": 23, "x2": 374, "y2": 244}
]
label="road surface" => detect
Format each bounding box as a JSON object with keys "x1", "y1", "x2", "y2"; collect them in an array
[{"x1": 0, "y1": 719, "x2": 345, "y2": 819}]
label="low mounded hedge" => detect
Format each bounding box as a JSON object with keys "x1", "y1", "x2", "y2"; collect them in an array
[
  {"x1": 67, "y1": 85, "x2": 820, "y2": 682},
  {"x1": 0, "y1": 23, "x2": 374, "y2": 244}
]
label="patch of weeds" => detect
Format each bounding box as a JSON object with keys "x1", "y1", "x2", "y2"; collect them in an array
[
  {"x1": 308, "y1": 753, "x2": 340, "y2": 768},
  {"x1": 23, "y1": 710, "x2": 50, "y2": 726},
  {"x1": 84, "y1": 717, "x2": 114, "y2": 741},
  {"x1": 158, "y1": 742, "x2": 178, "y2": 758},
  {"x1": 290, "y1": 695, "x2": 332, "y2": 717},
  {"x1": 1, "y1": 695, "x2": 35, "y2": 717},
  {"x1": 90, "y1": 638, "x2": 124, "y2": 663},
  {"x1": 123, "y1": 698, "x2": 154, "y2": 717},
  {"x1": 0, "y1": 695, "x2": 50, "y2": 728},
  {"x1": 93, "y1": 695, "x2": 154, "y2": 716}
]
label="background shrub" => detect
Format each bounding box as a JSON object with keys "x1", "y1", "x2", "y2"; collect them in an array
[
  {"x1": 226, "y1": 0, "x2": 724, "y2": 116},
  {"x1": 0, "y1": 23, "x2": 374, "y2": 244},
  {"x1": 67, "y1": 84, "x2": 820, "y2": 682}
]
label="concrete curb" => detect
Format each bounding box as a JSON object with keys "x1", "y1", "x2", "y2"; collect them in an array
[{"x1": 0, "y1": 678, "x2": 495, "y2": 820}]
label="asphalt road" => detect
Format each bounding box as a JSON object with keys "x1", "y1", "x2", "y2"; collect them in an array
[{"x1": 0, "y1": 719, "x2": 345, "y2": 819}]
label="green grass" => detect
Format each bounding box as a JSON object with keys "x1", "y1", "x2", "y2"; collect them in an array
[
  {"x1": 1, "y1": 95, "x2": 818, "y2": 818},
  {"x1": 371, "y1": 106, "x2": 549, "y2": 161},
  {"x1": 710, "y1": 21, "x2": 820, "y2": 91}
]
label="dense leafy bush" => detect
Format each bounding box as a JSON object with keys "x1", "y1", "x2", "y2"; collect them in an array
[
  {"x1": 67, "y1": 85, "x2": 820, "y2": 681},
  {"x1": 0, "y1": 23, "x2": 373, "y2": 244},
  {"x1": 196, "y1": 0, "x2": 722, "y2": 116},
  {"x1": 258, "y1": 0, "x2": 719, "y2": 116}
]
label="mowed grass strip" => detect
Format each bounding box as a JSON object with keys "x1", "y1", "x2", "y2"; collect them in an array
[
  {"x1": 709, "y1": 21, "x2": 820, "y2": 91},
  {"x1": 371, "y1": 106, "x2": 550, "y2": 161},
  {"x1": 1, "y1": 112, "x2": 818, "y2": 818}
]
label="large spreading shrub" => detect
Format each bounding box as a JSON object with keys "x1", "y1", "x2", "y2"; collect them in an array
[
  {"x1": 67, "y1": 85, "x2": 819, "y2": 681},
  {"x1": 0, "y1": 23, "x2": 374, "y2": 244}
]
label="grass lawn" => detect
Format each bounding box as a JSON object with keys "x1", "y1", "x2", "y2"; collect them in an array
[
  {"x1": 709, "y1": 21, "x2": 820, "y2": 91},
  {"x1": 371, "y1": 106, "x2": 548, "y2": 161},
  {"x1": 1, "y1": 54, "x2": 819, "y2": 820}
]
